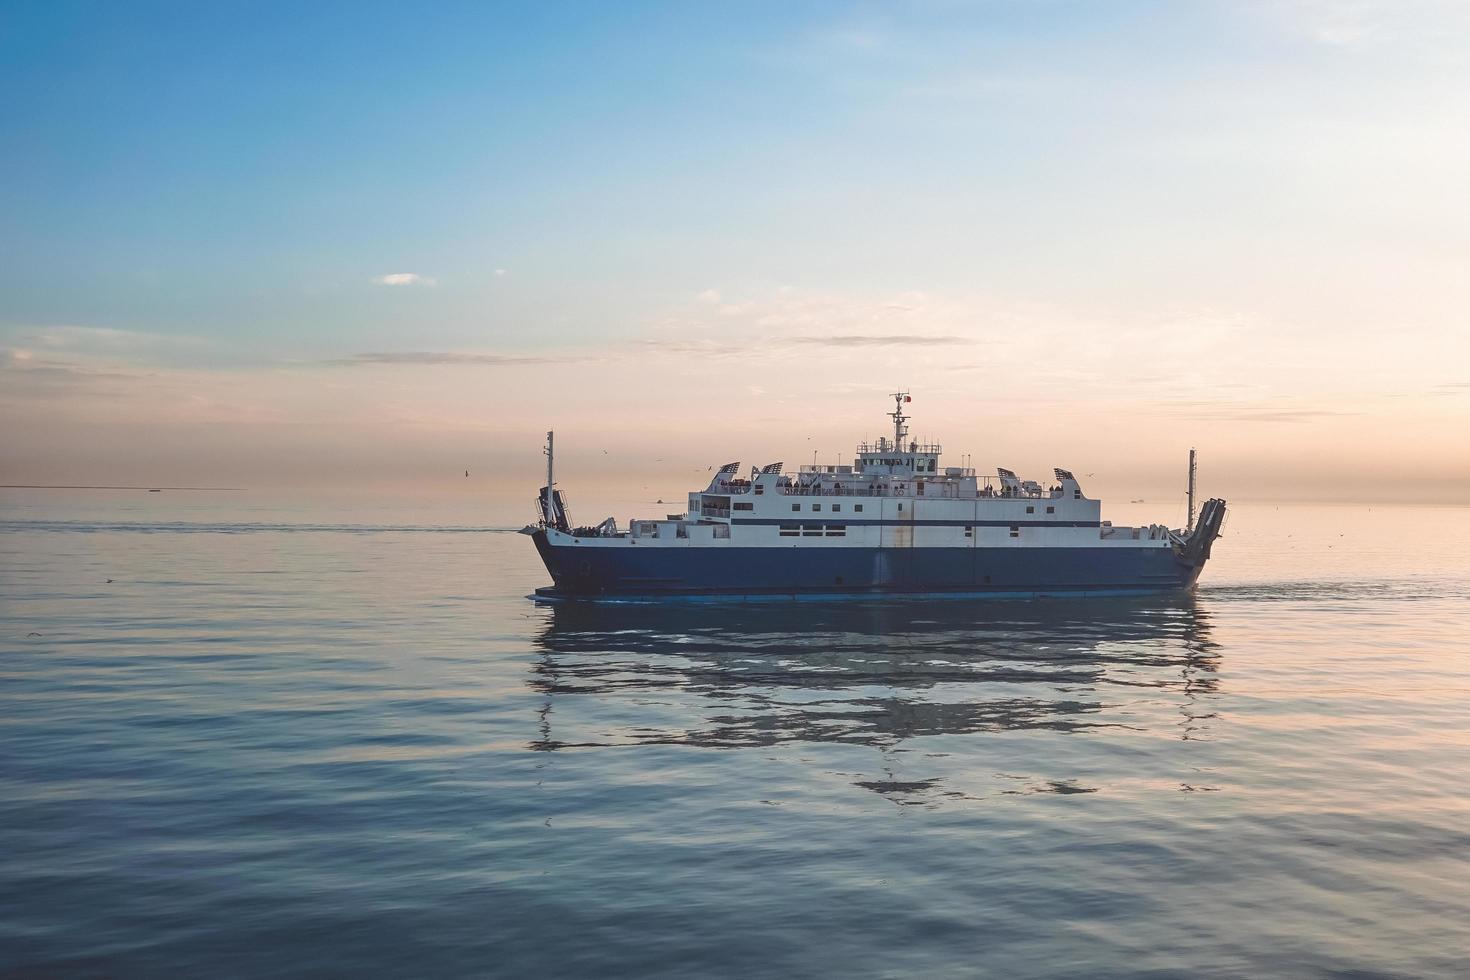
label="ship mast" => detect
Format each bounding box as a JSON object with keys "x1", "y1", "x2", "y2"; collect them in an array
[
  {"x1": 544, "y1": 431, "x2": 554, "y2": 528},
  {"x1": 1186, "y1": 447, "x2": 1197, "y2": 533},
  {"x1": 888, "y1": 391, "x2": 910, "y2": 451}
]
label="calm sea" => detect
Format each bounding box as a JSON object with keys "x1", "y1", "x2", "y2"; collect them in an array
[{"x1": 3, "y1": 493, "x2": 1468, "y2": 978}]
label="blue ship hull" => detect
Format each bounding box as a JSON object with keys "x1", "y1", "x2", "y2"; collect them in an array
[{"x1": 531, "y1": 532, "x2": 1207, "y2": 601}]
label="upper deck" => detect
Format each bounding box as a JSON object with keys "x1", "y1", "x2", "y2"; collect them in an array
[
  {"x1": 538, "y1": 391, "x2": 1179, "y2": 545},
  {"x1": 684, "y1": 392, "x2": 1093, "y2": 524}
]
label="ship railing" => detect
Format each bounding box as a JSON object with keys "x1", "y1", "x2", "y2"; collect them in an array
[
  {"x1": 854, "y1": 442, "x2": 943, "y2": 454},
  {"x1": 1100, "y1": 524, "x2": 1171, "y2": 540},
  {"x1": 707, "y1": 481, "x2": 760, "y2": 494},
  {"x1": 777, "y1": 482, "x2": 1056, "y2": 499},
  {"x1": 781, "y1": 485, "x2": 886, "y2": 497},
  {"x1": 980, "y1": 487, "x2": 1053, "y2": 499}
]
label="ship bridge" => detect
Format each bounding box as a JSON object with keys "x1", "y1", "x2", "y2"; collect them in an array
[
  {"x1": 853, "y1": 439, "x2": 943, "y2": 477},
  {"x1": 851, "y1": 391, "x2": 941, "y2": 477}
]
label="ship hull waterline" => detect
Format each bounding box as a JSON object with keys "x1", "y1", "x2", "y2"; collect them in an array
[{"x1": 530, "y1": 530, "x2": 1208, "y2": 603}]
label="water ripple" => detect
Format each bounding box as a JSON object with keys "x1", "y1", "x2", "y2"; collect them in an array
[{"x1": 3, "y1": 506, "x2": 1470, "y2": 976}]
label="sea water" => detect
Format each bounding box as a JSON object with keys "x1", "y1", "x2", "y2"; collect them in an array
[{"x1": 2, "y1": 494, "x2": 1468, "y2": 977}]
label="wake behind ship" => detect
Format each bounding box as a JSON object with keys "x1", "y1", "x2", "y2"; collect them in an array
[{"x1": 524, "y1": 393, "x2": 1225, "y2": 601}]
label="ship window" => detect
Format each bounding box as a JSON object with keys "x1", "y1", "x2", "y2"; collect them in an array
[
  {"x1": 802, "y1": 525, "x2": 823, "y2": 536},
  {"x1": 898, "y1": 503, "x2": 904, "y2": 511},
  {"x1": 831, "y1": 504, "x2": 840, "y2": 512},
  {"x1": 792, "y1": 504, "x2": 801, "y2": 512},
  {"x1": 755, "y1": 486, "x2": 764, "y2": 495},
  {"x1": 825, "y1": 525, "x2": 846, "y2": 536},
  {"x1": 733, "y1": 502, "x2": 753, "y2": 511},
  {"x1": 812, "y1": 504, "x2": 822, "y2": 512},
  {"x1": 779, "y1": 523, "x2": 800, "y2": 537},
  {"x1": 1010, "y1": 525, "x2": 1020, "y2": 537},
  {"x1": 1026, "y1": 506, "x2": 1034, "y2": 514},
  {"x1": 854, "y1": 504, "x2": 863, "y2": 512},
  {"x1": 1046, "y1": 506, "x2": 1055, "y2": 514},
  {"x1": 964, "y1": 526, "x2": 973, "y2": 537}
]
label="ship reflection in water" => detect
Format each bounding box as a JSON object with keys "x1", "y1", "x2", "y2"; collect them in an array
[{"x1": 529, "y1": 597, "x2": 1220, "y2": 806}]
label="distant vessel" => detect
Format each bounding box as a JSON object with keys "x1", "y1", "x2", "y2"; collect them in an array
[{"x1": 524, "y1": 393, "x2": 1225, "y2": 601}]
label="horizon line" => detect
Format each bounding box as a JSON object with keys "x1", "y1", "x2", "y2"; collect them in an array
[{"x1": 0, "y1": 485, "x2": 247, "y2": 491}]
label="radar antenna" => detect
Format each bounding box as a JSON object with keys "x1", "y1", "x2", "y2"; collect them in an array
[{"x1": 888, "y1": 391, "x2": 911, "y2": 451}]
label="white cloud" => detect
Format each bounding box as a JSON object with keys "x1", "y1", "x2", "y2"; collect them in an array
[
  {"x1": 494, "y1": 268, "x2": 507, "y2": 277},
  {"x1": 1248, "y1": 0, "x2": 1470, "y2": 48},
  {"x1": 374, "y1": 273, "x2": 436, "y2": 286},
  {"x1": 23, "y1": 325, "x2": 183, "y2": 349}
]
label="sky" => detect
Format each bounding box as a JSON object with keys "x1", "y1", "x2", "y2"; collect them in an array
[{"x1": 2, "y1": 0, "x2": 1467, "y2": 521}]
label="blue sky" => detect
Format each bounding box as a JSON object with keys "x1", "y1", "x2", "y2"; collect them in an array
[
  {"x1": 7, "y1": 0, "x2": 1458, "y2": 350},
  {"x1": 2, "y1": 1, "x2": 1467, "y2": 504}
]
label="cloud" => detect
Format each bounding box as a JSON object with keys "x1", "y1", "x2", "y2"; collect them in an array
[
  {"x1": 17, "y1": 325, "x2": 201, "y2": 353},
  {"x1": 632, "y1": 334, "x2": 972, "y2": 357},
  {"x1": 1, "y1": 325, "x2": 252, "y2": 372},
  {"x1": 1249, "y1": 0, "x2": 1470, "y2": 49},
  {"x1": 0, "y1": 349, "x2": 155, "y2": 402},
  {"x1": 788, "y1": 335, "x2": 972, "y2": 347},
  {"x1": 324, "y1": 332, "x2": 974, "y2": 371},
  {"x1": 326, "y1": 351, "x2": 580, "y2": 367},
  {"x1": 630, "y1": 338, "x2": 741, "y2": 356},
  {"x1": 1156, "y1": 399, "x2": 1358, "y2": 423},
  {"x1": 374, "y1": 273, "x2": 436, "y2": 286}
]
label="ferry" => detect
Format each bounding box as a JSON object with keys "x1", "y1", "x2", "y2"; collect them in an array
[{"x1": 524, "y1": 393, "x2": 1225, "y2": 601}]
